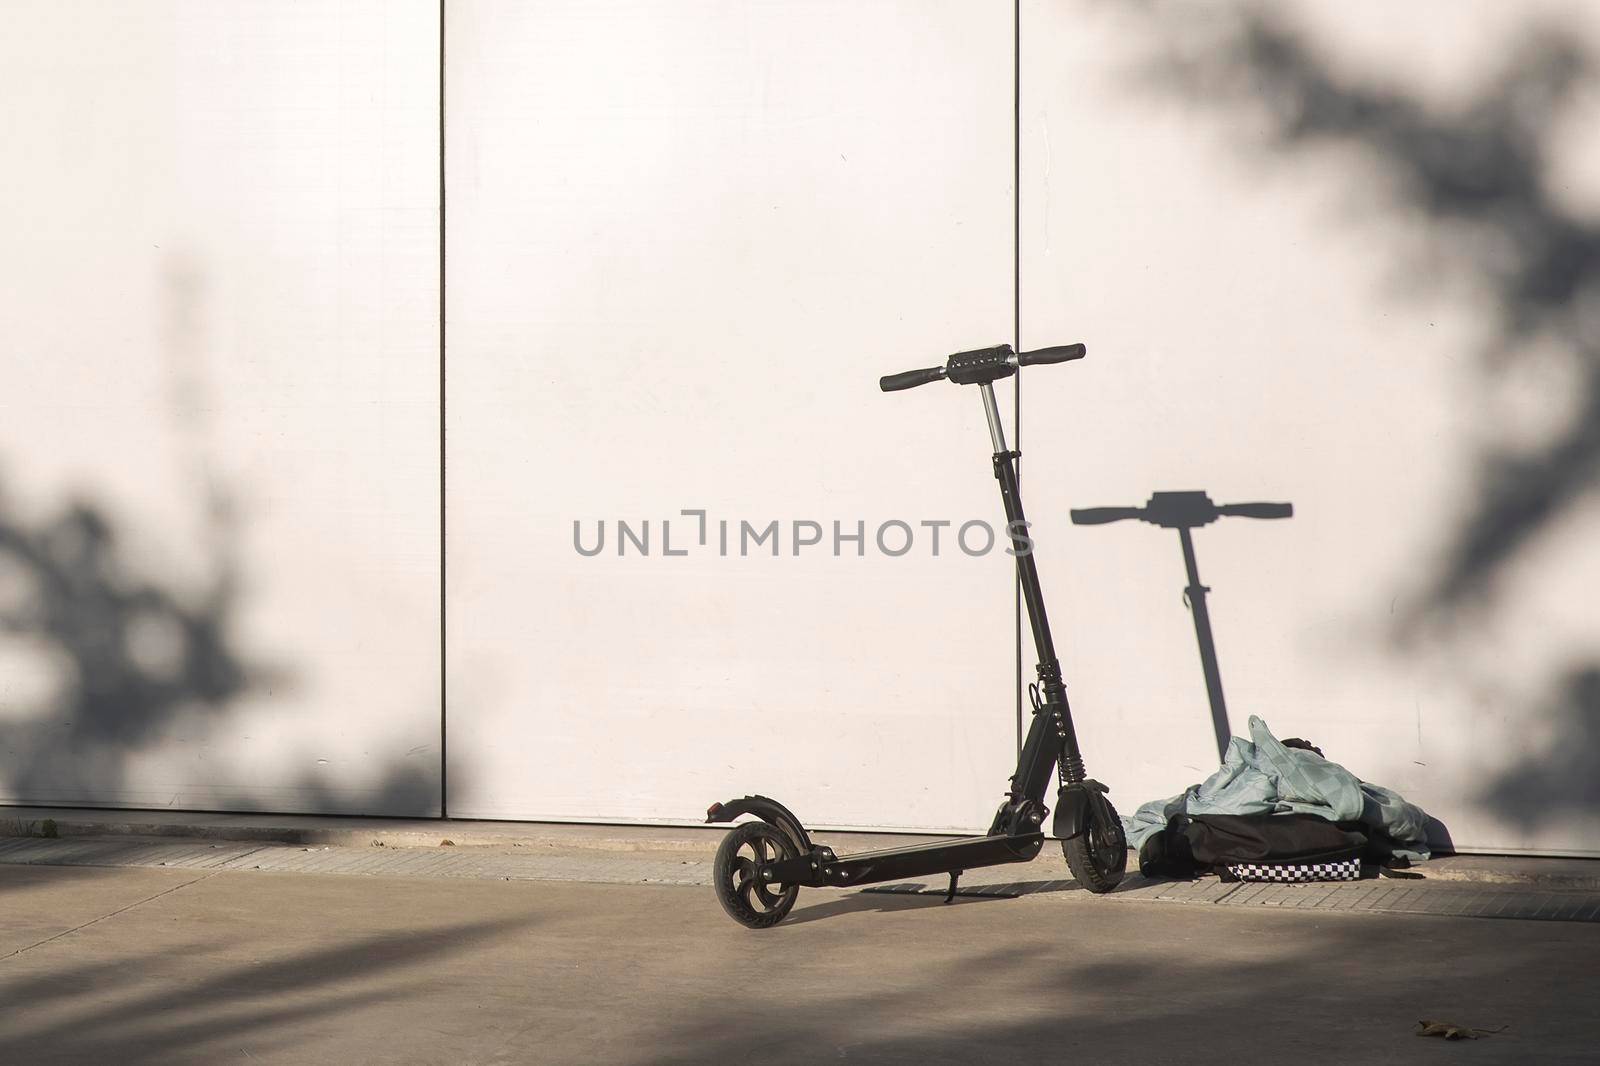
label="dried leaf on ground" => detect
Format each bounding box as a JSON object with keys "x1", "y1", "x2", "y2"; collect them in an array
[{"x1": 1416, "y1": 1020, "x2": 1508, "y2": 1040}]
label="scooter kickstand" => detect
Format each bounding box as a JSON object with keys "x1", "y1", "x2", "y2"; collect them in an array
[{"x1": 944, "y1": 870, "x2": 962, "y2": 904}]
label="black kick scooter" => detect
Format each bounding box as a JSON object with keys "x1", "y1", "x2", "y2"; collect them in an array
[{"x1": 706, "y1": 342, "x2": 1128, "y2": 928}]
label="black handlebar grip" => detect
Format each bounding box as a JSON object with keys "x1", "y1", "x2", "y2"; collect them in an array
[
  {"x1": 1217, "y1": 502, "x2": 1294, "y2": 520},
  {"x1": 879, "y1": 366, "x2": 946, "y2": 392},
  {"x1": 1070, "y1": 506, "x2": 1144, "y2": 525},
  {"x1": 1017, "y1": 343, "x2": 1087, "y2": 366}
]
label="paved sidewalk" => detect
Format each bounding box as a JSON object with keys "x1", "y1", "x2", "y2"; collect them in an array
[
  {"x1": 4, "y1": 805, "x2": 1599, "y2": 889},
  {"x1": 2, "y1": 860, "x2": 1597, "y2": 1065},
  {"x1": 3, "y1": 831, "x2": 1600, "y2": 925}
]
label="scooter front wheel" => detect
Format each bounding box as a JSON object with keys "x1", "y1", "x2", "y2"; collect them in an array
[
  {"x1": 1063, "y1": 796, "x2": 1128, "y2": 893},
  {"x1": 713, "y1": 821, "x2": 800, "y2": 928}
]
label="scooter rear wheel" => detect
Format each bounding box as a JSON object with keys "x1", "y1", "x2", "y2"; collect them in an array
[
  {"x1": 1063, "y1": 796, "x2": 1128, "y2": 893},
  {"x1": 713, "y1": 821, "x2": 800, "y2": 928}
]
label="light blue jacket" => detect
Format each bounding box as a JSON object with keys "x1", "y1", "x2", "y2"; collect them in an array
[{"x1": 1123, "y1": 715, "x2": 1432, "y2": 861}]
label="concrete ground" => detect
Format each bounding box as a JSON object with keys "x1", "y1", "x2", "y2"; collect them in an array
[
  {"x1": 6, "y1": 805, "x2": 1599, "y2": 888},
  {"x1": 2, "y1": 825, "x2": 1599, "y2": 1064}
]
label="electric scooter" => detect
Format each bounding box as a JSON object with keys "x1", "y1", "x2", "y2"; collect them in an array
[{"x1": 706, "y1": 342, "x2": 1128, "y2": 929}]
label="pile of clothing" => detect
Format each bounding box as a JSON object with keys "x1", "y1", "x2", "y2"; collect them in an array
[{"x1": 1125, "y1": 715, "x2": 1433, "y2": 881}]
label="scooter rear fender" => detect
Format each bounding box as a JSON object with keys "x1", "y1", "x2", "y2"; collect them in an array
[{"x1": 706, "y1": 794, "x2": 814, "y2": 853}]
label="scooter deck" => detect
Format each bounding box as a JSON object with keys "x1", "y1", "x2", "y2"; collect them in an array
[{"x1": 764, "y1": 831, "x2": 1045, "y2": 889}]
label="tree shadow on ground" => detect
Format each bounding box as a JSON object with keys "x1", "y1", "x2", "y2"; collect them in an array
[
  {"x1": 642, "y1": 901, "x2": 1600, "y2": 1065},
  {"x1": 0, "y1": 913, "x2": 530, "y2": 1065}
]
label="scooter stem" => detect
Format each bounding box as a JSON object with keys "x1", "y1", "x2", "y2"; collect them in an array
[
  {"x1": 978, "y1": 382, "x2": 1087, "y2": 810},
  {"x1": 980, "y1": 380, "x2": 1008, "y2": 453}
]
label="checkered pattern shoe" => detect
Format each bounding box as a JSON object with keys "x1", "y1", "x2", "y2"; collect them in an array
[{"x1": 1225, "y1": 856, "x2": 1362, "y2": 883}]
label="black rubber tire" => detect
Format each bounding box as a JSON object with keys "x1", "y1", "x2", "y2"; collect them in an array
[
  {"x1": 713, "y1": 821, "x2": 800, "y2": 929},
  {"x1": 1062, "y1": 796, "x2": 1128, "y2": 894}
]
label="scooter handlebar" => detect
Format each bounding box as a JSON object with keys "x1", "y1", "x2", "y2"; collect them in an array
[
  {"x1": 1017, "y1": 343, "x2": 1086, "y2": 366},
  {"x1": 878, "y1": 366, "x2": 947, "y2": 392},
  {"x1": 1070, "y1": 506, "x2": 1145, "y2": 525},
  {"x1": 881, "y1": 341, "x2": 1086, "y2": 392},
  {"x1": 1216, "y1": 502, "x2": 1294, "y2": 520}
]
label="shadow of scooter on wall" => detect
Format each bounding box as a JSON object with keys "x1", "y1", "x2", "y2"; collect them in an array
[{"x1": 1072, "y1": 492, "x2": 1293, "y2": 764}]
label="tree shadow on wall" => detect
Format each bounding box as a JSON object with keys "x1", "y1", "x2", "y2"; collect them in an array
[
  {"x1": 0, "y1": 487, "x2": 444, "y2": 819},
  {"x1": 223, "y1": 757, "x2": 445, "y2": 820},
  {"x1": 1127, "y1": 4, "x2": 1600, "y2": 834},
  {"x1": 0, "y1": 255, "x2": 441, "y2": 819},
  {"x1": 0, "y1": 484, "x2": 256, "y2": 806},
  {"x1": 1483, "y1": 665, "x2": 1600, "y2": 831}
]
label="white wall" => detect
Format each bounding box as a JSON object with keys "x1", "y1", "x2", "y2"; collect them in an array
[
  {"x1": 0, "y1": 2, "x2": 442, "y2": 815},
  {"x1": 1021, "y1": 0, "x2": 1600, "y2": 855},
  {"x1": 5, "y1": 2, "x2": 1596, "y2": 854},
  {"x1": 450, "y1": 0, "x2": 1600, "y2": 854},
  {"x1": 445, "y1": 0, "x2": 1019, "y2": 829}
]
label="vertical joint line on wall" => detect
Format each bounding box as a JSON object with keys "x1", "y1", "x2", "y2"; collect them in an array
[
  {"x1": 438, "y1": 0, "x2": 449, "y2": 819},
  {"x1": 1013, "y1": 0, "x2": 1023, "y2": 755}
]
